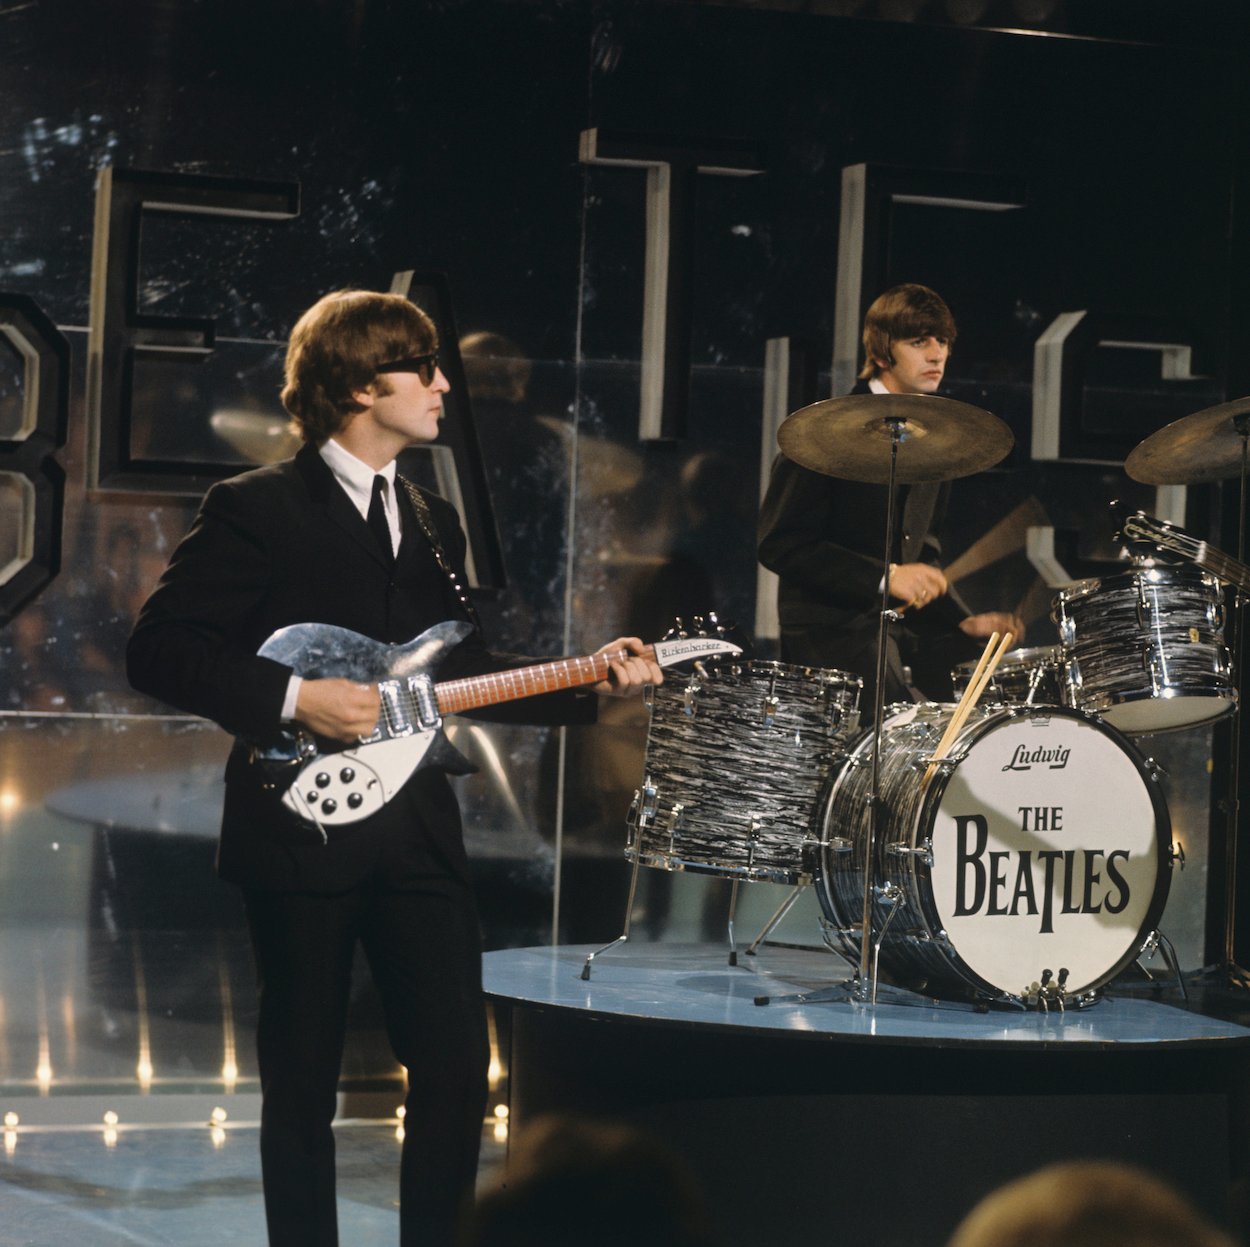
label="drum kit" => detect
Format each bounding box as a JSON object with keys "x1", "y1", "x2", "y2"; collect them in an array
[{"x1": 582, "y1": 391, "x2": 1250, "y2": 1011}]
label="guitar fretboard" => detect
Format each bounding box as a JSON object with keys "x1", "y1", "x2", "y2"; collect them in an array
[{"x1": 436, "y1": 646, "x2": 650, "y2": 715}]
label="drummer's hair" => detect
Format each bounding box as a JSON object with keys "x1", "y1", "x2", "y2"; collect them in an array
[{"x1": 859, "y1": 283, "x2": 957, "y2": 379}]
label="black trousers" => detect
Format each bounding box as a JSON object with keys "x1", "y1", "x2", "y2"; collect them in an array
[{"x1": 243, "y1": 873, "x2": 490, "y2": 1247}]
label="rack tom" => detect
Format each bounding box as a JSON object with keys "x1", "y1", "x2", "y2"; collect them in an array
[
  {"x1": 1053, "y1": 565, "x2": 1235, "y2": 733},
  {"x1": 627, "y1": 661, "x2": 861, "y2": 884}
]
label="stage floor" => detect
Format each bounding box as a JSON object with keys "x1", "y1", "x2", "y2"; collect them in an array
[
  {"x1": 483, "y1": 941, "x2": 1250, "y2": 1046},
  {"x1": 485, "y1": 942, "x2": 1250, "y2": 1246},
  {"x1": 0, "y1": 1113, "x2": 507, "y2": 1245}
]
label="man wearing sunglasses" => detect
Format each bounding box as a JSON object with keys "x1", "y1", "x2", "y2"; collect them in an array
[{"x1": 127, "y1": 289, "x2": 661, "y2": 1246}]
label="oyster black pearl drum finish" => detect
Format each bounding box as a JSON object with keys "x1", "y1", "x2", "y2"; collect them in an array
[
  {"x1": 815, "y1": 703, "x2": 1173, "y2": 1005},
  {"x1": 626, "y1": 661, "x2": 862, "y2": 885},
  {"x1": 1053, "y1": 565, "x2": 1235, "y2": 734},
  {"x1": 952, "y1": 645, "x2": 1065, "y2": 707}
]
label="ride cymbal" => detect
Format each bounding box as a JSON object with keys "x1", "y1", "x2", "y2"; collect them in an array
[
  {"x1": 1125, "y1": 397, "x2": 1250, "y2": 485},
  {"x1": 777, "y1": 392, "x2": 1013, "y2": 484}
]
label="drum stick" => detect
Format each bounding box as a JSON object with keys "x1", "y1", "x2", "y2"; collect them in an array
[{"x1": 921, "y1": 631, "x2": 1014, "y2": 793}]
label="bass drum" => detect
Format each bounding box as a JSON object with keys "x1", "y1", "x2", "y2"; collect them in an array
[{"x1": 815, "y1": 703, "x2": 1172, "y2": 1005}]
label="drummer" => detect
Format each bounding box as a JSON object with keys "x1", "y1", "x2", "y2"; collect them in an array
[{"x1": 757, "y1": 283, "x2": 1023, "y2": 714}]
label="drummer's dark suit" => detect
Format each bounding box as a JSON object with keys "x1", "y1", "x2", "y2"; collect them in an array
[
  {"x1": 757, "y1": 380, "x2": 977, "y2": 713},
  {"x1": 127, "y1": 443, "x2": 595, "y2": 1246}
]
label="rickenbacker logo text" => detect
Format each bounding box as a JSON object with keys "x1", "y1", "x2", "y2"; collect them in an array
[{"x1": 951, "y1": 806, "x2": 1132, "y2": 931}]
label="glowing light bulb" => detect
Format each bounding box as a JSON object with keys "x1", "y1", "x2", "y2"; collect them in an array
[
  {"x1": 210, "y1": 1107, "x2": 228, "y2": 1125},
  {"x1": 2, "y1": 1113, "x2": 18, "y2": 1129},
  {"x1": 103, "y1": 1111, "x2": 119, "y2": 1127},
  {"x1": 493, "y1": 1104, "x2": 509, "y2": 1120}
]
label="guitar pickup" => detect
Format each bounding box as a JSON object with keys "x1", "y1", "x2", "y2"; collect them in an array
[
  {"x1": 409, "y1": 675, "x2": 442, "y2": 730},
  {"x1": 379, "y1": 675, "x2": 442, "y2": 737}
]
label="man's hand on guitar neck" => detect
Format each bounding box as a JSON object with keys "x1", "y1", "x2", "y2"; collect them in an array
[
  {"x1": 295, "y1": 679, "x2": 383, "y2": 744},
  {"x1": 591, "y1": 636, "x2": 664, "y2": 697}
]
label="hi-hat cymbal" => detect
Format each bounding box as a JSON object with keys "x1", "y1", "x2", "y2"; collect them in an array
[
  {"x1": 1125, "y1": 397, "x2": 1250, "y2": 485},
  {"x1": 777, "y1": 392, "x2": 1013, "y2": 484}
]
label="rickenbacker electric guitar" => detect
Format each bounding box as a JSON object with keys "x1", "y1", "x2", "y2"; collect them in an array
[
  {"x1": 1120, "y1": 511, "x2": 1250, "y2": 595},
  {"x1": 252, "y1": 619, "x2": 744, "y2": 832}
]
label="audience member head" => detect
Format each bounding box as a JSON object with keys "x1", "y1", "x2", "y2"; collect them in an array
[
  {"x1": 464, "y1": 1112, "x2": 709, "y2": 1247},
  {"x1": 947, "y1": 1160, "x2": 1233, "y2": 1247}
]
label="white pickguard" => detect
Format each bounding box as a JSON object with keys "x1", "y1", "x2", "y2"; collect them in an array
[{"x1": 281, "y1": 733, "x2": 437, "y2": 826}]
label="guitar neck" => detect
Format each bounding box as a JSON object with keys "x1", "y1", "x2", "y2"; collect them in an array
[
  {"x1": 1126, "y1": 516, "x2": 1250, "y2": 590},
  {"x1": 433, "y1": 645, "x2": 652, "y2": 715}
]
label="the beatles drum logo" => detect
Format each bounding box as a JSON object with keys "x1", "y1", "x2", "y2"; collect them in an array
[
  {"x1": 927, "y1": 714, "x2": 1163, "y2": 997},
  {"x1": 950, "y1": 808, "x2": 1132, "y2": 931}
]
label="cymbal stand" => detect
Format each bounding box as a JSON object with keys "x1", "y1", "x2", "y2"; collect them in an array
[
  {"x1": 856, "y1": 415, "x2": 910, "y2": 1004},
  {"x1": 752, "y1": 416, "x2": 909, "y2": 1011},
  {"x1": 1217, "y1": 414, "x2": 1250, "y2": 988}
]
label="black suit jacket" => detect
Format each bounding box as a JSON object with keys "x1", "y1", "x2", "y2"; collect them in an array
[
  {"x1": 757, "y1": 380, "x2": 974, "y2": 698},
  {"x1": 127, "y1": 443, "x2": 595, "y2": 893}
]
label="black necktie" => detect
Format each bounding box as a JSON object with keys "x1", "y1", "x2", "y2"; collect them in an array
[{"x1": 367, "y1": 475, "x2": 394, "y2": 564}]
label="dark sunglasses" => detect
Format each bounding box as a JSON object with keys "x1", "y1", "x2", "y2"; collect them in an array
[{"x1": 376, "y1": 351, "x2": 440, "y2": 385}]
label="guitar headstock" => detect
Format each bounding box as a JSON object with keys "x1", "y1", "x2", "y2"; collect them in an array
[
  {"x1": 655, "y1": 614, "x2": 752, "y2": 672},
  {"x1": 1113, "y1": 505, "x2": 1188, "y2": 566}
]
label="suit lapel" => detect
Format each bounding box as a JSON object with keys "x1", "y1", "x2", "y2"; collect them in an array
[{"x1": 294, "y1": 444, "x2": 393, "y2": 570}]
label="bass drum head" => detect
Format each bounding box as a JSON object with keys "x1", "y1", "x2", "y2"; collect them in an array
[{"x1": 926, "y1": 707, "x2": 1171, "y2": 999}]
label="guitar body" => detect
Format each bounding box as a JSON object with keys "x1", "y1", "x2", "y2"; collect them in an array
[
  {"x1": 252, "y1": 617, "x2": 745, "y2": 832},
  {"x1": 257, "y1": 620, "x2": 475, "y2": 828}
]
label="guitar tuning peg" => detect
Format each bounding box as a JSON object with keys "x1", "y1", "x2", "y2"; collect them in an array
[
  {"x1": 691, "y1": 614, "x2": 706, "y2": 634},
  {"x1": 706, "y1": 610, "x2": 721, "y2": 630}
]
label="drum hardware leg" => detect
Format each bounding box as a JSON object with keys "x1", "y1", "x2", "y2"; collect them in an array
[
  {"x1": 580, "y1": 849, "x2": 643, "y2": 981},
  {"x1": 727, "y1": 879, "x2": 740, "y2": 966},
  {"x1": 869, "y1": 882, "x2": 903, "y2": 1007},
  {"x1": 1134, "y1": 929, "x2": 1188, "y2": 1001},
  {"x1": 743, "y1": 884, "x2": 809, "y2": 959}
]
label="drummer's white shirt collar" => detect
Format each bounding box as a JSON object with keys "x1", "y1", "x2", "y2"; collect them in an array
[{"x1": 868, "y1": 377, "x2": 889, "y2": 395}]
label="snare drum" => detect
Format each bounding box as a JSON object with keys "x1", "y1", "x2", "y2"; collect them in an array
[
  {"x1": 815, "y1": 703, "x2": 1171, "y2": 1004},
  {"x1": 1053, "y1": 565, "x2": 1235, "y2": 733},
  {"x1": 626, "y1": 661, "x2": 861, "y2": 884},
  {"x1": 952, "y1": 645, "x2": 1064, "y2": 706}
]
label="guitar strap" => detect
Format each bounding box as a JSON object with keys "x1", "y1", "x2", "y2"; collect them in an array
[{"x1": 396, "y1": 476, "x2": 483, "y2": 631}]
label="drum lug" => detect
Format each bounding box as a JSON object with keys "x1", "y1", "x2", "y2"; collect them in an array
[
  {"x1": 761, "y1": 694, "x2": 779, "y2": 726},
  {"x1": 821, "y1": 836, "x2": 852, "y2": 854},
  {"x1": 681, "y1": 679, "x2": 702, "y2": 717},
  {"x1": 1141, "y1": 755, "x2": 1167, "y2": 783},
  {"x1": 636, "y1": 779, "x2": 658, "y2": 823},
  {"x1": 1169, "y1": 839, "x2": 1186, "y2": 870},
  {"x1": 888, "y1": 838, "x2": 933, "y2": 868}
]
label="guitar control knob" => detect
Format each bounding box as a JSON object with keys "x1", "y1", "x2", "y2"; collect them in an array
[
  {"x1": 315, "y1": 772, "x2": 331, "y2": 788},
  {"x1": 347, "y1": 793, "x2": 364, "y2": 810},
  {"x1": 340, "y1": 767, "x2": 356, "y2": 783},
  {"x1": 305, "y1": 791, "x2": 319, "y2": 804},
  {"x1": 322, "y1": 799, "x2": 337, "y2": 815}
]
